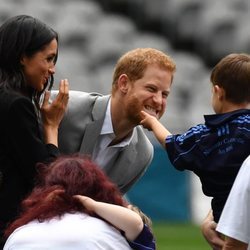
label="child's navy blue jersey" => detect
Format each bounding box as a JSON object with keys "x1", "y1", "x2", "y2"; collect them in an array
[
  {"x1": 127, "y1": 224, "x2": 155, "y2": 250},
  {"x1": 166, "y1": 109, "x2": 250, "y2": 222}
]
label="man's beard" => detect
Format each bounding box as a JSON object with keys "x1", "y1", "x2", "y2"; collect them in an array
[{"x1": 126, "y1": 95, "x2": 143, "y2": 125}]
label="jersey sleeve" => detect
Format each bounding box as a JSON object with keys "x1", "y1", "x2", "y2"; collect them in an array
[{"x1": 127, "y1": 224, "x2": 156, "y2": 250}]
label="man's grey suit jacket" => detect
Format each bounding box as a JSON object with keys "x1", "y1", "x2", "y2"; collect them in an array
[{"x1": 52, "y1": 90, "x2": 154, "y2": 193}]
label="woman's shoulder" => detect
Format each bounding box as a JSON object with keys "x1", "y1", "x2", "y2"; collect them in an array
[
  {"x1": 0, "y1": 88, "x2": 29, "y2": 104},
  {"x1": 0, "y1": 88, "x2": 32, "y2": 115},
  {"x1": 0, "y1": 88, "x2": 31, "y2": 105}
]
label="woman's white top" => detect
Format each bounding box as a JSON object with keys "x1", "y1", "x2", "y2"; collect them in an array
[{"x1": 4, "y1": 212, "x2": 132, "y2": 249}]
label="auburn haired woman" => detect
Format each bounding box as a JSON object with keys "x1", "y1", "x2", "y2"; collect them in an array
[{"x1": 4, "y1": 155, "x2": 155, "y2": 250}]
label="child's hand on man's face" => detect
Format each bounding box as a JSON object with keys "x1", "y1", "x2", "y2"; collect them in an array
[{"x1": 140, "y1": 110, "x2": 157, "y2": 131}]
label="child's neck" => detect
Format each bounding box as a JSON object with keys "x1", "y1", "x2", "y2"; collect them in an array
[{"x1": 221, "y1": 101, "x2": 250, "y2": 113}]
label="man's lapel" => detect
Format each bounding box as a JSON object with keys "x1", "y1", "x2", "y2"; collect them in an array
[
  {"x1": 104, "y1": 130, "x2": 138, "y2": 184},
  {"x1": 79, "y1": 95, "x2": 111, "y2": 155}
]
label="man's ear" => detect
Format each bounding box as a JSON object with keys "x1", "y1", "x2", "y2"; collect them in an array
[
  {"x1": 117, "y1": 74, "x2": 129, "y2": 94},
  {"x1": 214, "y1": 85, "x2": 225, "y2": 101}
]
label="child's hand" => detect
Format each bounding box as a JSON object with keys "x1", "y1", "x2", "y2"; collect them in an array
[
  {"x1": 74, "y1": 195, "x2": 96, "y2": 211},
  {"x1": 140, "y1": 110, "x2": 158, "y2": 130}
]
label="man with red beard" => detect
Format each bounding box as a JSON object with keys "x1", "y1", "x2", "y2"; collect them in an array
[{"x1": 53, "y1": 48, "x2": 176, "y2": 194}]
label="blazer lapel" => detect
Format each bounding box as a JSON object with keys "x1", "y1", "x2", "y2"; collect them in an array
[
  {"x1": 104, "y1": 130, "x2": 138, "y2": 184},
  {"x1": 79, "y1": 95, "x2": 110, "y2": 155}
]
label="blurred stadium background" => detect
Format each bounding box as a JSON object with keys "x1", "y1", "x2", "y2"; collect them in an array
[{"x1": 1, "y1": 0, "x2": 249, "y2": 248}]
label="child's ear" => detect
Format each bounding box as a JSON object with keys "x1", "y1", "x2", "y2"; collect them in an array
[{"x1": 214, "y1": 85, "x2": 225, "y2": 101}]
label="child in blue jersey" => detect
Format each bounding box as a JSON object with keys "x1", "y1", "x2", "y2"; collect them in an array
[
  {"x1": 140, "y1": 53, "x2": 250, "y2": 223},
  {"x1": 75, "y1": 195, "x2": 156, "y2": 250}
]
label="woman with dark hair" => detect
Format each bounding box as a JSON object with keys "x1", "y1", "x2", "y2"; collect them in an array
[
  {"x1": 3, "y1": 155, "x2": 154, "y2": 249},
  {"x1": 0, "y1": 15, "x2": 69, "y2": 247}
]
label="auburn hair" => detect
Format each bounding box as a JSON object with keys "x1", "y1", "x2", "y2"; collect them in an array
[
  {"x1": 5, "y1": 155, "x2": 126, "y2": 237},
  {"x1": 112, "y1": 47, "x2": 176, "y2": 94}
]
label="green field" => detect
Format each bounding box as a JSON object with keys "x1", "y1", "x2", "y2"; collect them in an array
[{"x1": 153, "y1": 223, "x2": 210, "y2": 250}]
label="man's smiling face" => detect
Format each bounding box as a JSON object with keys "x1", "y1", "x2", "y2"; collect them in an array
[{"x1": 124, "y1": 64, "x2": 173, "y2": 124}]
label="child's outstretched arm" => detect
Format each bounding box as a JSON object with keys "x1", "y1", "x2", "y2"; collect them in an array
[
  {"x1": 74, "y1": 195, "x2": 143, "y2": 241},
  {"x1": 140, "y1": 110, "x2": 172, "y2": 148}
]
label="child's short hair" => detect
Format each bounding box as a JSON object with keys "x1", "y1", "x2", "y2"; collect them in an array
[
  {"x1": 129, "y1": 204, "x2": 152, "y2": 230},
  {"x1": 210, "y1": 53, "x2": 250, "y2": 104}
]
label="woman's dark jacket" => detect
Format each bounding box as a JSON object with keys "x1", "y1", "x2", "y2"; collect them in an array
[{"x1": 0, "y1": 88, "x2": 59, "y2": 245}]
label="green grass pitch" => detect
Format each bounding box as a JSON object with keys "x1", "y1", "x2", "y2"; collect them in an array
[{"x1": 152, "y1": 223, "x2": 211, "y2": 250}]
